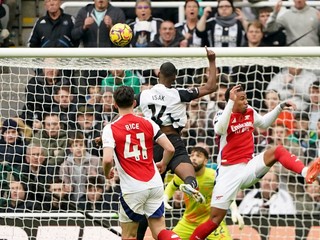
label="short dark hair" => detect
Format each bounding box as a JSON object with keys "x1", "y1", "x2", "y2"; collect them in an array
[
  {"x1": 68, "y1": 130, "x2": 85, "y2": 147},
  {"x1": 191, "y1": 146, "x2": 209, "y2": 160},
  {"x1": 184, "y1": 0, "x2": 199, "y2": 9},
  {"x1": 225, "y1": 85, "x2": 244, "y2": 102},
  {"x1": 295, "y1": 112, "x2": 309, "y2": 121},
  {"x1": 258, "y1": 6, "x2": 273, "y2": 15},
  {"x1": 113, "y1": 86, "x2": 135, "y2": 108},
  {"x1": 159, "y1": 62, "x2": 177, "y2": 78},
  {"x1": 217, "y1": 0, "x2": 235, "y2": 13},
  {"x1": 310, "y1": 80, "x2": 320, "y2": 89},
  {"x1": 86, "y1": 176, "x2": 105, "y2": 190}
]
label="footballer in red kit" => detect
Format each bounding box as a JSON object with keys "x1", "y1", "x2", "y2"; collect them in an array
[
  {"x1": 102, "y1": 86, "x2": 182, "y2": 240},
  {"x1": 190, "y1": 84, "x2": 320, "y2": 240}
]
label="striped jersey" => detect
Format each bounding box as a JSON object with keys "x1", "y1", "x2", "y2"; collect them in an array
[
  {"x1": 102, "y1": 113, "x2": 164, "y2": 194},
  {"x1": 136, "y1": 84, "x2": 199, "y2": 129}
]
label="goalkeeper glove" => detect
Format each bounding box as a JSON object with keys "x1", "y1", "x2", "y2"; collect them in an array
[
  {"x1": 164, "y1": 195, "x2": 173, "y2": 210},
  {"x1": 230, "y1": 201, "x2": 244, "y2": 230}
]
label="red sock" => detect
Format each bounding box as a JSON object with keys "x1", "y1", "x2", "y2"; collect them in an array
[
  {"x1": 274, "y1": 145, "x2": 305, "y2": 174},
  {"x1": 158, "y1": 229, "x2": 181, "y2": 240},
  {"x1": 190, "y1": 220, "x2": 218, "y2": 240}
]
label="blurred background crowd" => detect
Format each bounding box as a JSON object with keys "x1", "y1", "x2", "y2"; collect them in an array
[{"x1": 0, "y1": 0, "x2": 319, "y2": 220}]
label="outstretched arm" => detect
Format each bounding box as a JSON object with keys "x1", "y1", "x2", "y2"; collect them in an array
[
  {"x1": 254, "y1": 100, "x2": 296, "y2": 129},
  {"x1": 197, "y1": 47, "x2": 217, "y2": 98}
]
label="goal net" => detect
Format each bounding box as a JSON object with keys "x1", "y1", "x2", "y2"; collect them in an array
[{"x1": 0, "y1": 47, "x2": 319, "y2": 240}]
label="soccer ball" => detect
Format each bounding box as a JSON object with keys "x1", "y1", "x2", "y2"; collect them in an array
[{"x1": 109, "y1": 23, "x2": 133, "y2": 47}]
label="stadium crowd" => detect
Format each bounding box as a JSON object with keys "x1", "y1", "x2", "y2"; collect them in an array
[{"x1": 0, "y1": 0, "x2": 319, "y2": 238}]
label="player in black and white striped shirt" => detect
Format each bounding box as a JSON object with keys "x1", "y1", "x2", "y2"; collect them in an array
[{"x1": 136, "y1": 47, "x2": 217, "y2": 201}]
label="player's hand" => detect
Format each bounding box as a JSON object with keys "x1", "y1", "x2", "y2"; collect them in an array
[
  {"x1": 164, "y1": 195, "x2": 173, "y2": 210},
  {"x1": 205, "y1": 46, "x2": 216, "y2": 62},
  {"x1": 229, "y1": 84, "x2": 241, "y2": 102},
  {"x1": 156, "y1": 161, "x2": 167, "y2": 174},
  {"x1": 230, "y1": 201, "x2": 244, "y2": 230},
  {"x1": 280, "y1": 100, "x2": 296, "y2": 111}
]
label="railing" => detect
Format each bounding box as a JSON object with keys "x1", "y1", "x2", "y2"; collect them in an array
[{"x1": 61, "y1": 1, "x2": 320, "y2": 23}]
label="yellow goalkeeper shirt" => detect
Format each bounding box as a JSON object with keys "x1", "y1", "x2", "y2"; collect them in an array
[
  {"x1": 165, "y1": 168, "x2": 231, "y2": 240},
  {"x1": 165, "y1": 167, "x2": 216, "y2": 224}
]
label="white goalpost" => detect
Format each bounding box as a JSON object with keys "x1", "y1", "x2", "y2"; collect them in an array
[{"x1": 0, "y1": 47, "x2": 319, "y2": 240}]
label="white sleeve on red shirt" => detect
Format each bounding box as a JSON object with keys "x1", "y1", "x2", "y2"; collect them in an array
[
  {"x1": 214, "y1": 100, "x2": 234, "y2": 135},
  {"x1": 102, "y1": 123, "x2": 115, "y2": 148},
  {"x1": 253, "y1": 104, "x2": 282, "y2": 129}
]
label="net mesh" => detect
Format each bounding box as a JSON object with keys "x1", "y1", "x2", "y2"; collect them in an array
[{"x1": 0, "y1": 54, "x2": 319, "y2": 240}]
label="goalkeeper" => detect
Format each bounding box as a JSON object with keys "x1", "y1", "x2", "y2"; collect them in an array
[{"x1": 164, "y1": 146, "x2": 244, "y2": 240}]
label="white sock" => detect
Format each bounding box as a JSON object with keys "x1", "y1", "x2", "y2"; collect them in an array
[{"x1": 301, "y1": 167, "x2": 308, "y2": 178}]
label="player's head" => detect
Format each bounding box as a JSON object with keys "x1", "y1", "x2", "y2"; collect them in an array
[
  {"x1": 113, "y1": 86, "x2": 135, "y2": 109},
  {"x1": 225, "y1": 84, "x2": 248, "y2": 113},
  {"x1": 190, "y1": 146, "x2": 209, "y2": 172},
  {"x1": 159, "y1": 61, "x2": 177, "y2": 85}
]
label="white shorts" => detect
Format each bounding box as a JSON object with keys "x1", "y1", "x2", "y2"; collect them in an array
[
  {"x1": 211, "y1": 152, "x2": 270, "y2": 210},
  {"x1": 119, "y1": 186, "x2": 165, "y2": 223}
]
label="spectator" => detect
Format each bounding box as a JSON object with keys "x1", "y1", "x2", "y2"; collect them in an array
[
  {"x1": 305, "y1": 80, "x2": 320, "y2": 131},
  {"x1": 59, "y1": 131, "x2": 103, "y2": 201},
  {"x1": 288, "y1": 112, "x2": 317, "y2": 165},
  {"x1": 196, "y1": 0, "x2": 248, "y2": 47},
  {"x1": 242, "y1": 20, "x2": 266, "y2": 47},
  {"x1": 75, "y1": 104, "x2": 103, "y2": 157},
  {"x1": 0, "y1": 118, "x2": 25, "y2": 172},
  {"x1": 266, "y1": 123, "x2": 306, "y2": 190},
  {"x1": 230, "y1": 63, "x2": 280, "y2": 110},
  {"x1": 101, "y1": 69, "x2": 141, "y2": 94},
  {"x1": 3, "y1": 0, "x2": 15, "y2": 30},
  {"x1": 95, "y1": 87, "x2": 117, "y2": 127},
  {"x1": 0, "y1": 175, "x2": 39, "y2": 212},
  {"x1": 71, "y1": 0, "x2": 126, "y2": 47},
  {"x1": 266, "y1": 0, "x2": 320, "y2": 46},
  {"x1": 238, "y1": 170, "x2": 296, "y2": 214},
  {"x1": 78, "y1": 175, "x2": 119, "y2": 212},
  {"x1": 85, "y1": 85, "x2": 102, "y2": 106},
  {"x1": 266, "y1": 67, "x2": 317, "y2": 111},
  {"x1": 43, "y1": 177, "x2": 72, "y2": 212},
  {"x1": 295, "y1": 178, "x2": 320, "y2": 213},
  {"x1": 148, "y1": 20, "x2": 185, "y2": 47},
  {"x1": 20, "y1": 63, "x2": 62, "y2": 128},
  {"x1": 268, "y1": 123, "x2": 304, "y2": 162},
  {"x1": 0, "y1": 1, "x2": 14, "y2": 47},
  {"x1": 28, "y1": 0, "x2": 78, "y2": 47},
  {"x1": 257, "y1": 6, "x2": 286, "y2": 47},
  {"x1": 21, "y1": 143, "x2": 59, "y2": 207},
  {"x1": 316, "y1": 118, "x2": 320, "y2": 158},
  {"x1": 51, "y1": 81, "x2": 78, "y2": 130},
  {"x1": 264, "y1": 89, "x2": 294, "y2": 134},
  {"x1": 182, "y1": 98, "x2": 212, "y2": 149},
  {"x1": 32, "y1": 113, "x2": 68, "y2": 166},
  {"x1": 128, "y1": 0, "x2": 163, "y2": 48},
  {"x1": 175, "y1": 0, "x2": 207, "y2": 47}
]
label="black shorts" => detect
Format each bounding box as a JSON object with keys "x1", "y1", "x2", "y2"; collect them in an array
[{"x1": 154, "y1": 134, "x2": 192, "y2": 174}]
